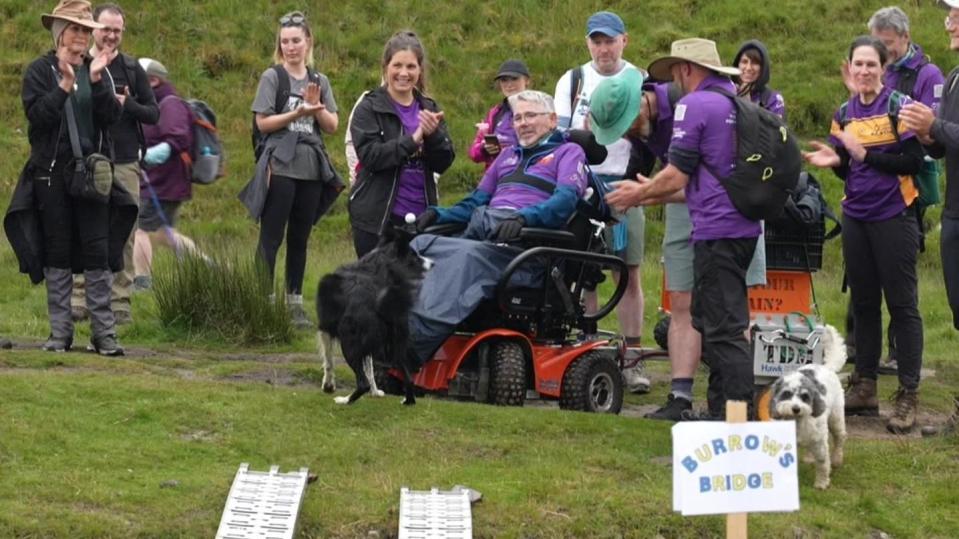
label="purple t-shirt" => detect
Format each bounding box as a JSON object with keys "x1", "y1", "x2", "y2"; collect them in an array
[
  {"x1": 479, "y1": 141, "x2": 588, "y2": 211},
  {"x1": 668, "y1": 75, "x2": 761, "y2": 241},
  {"x1": 390, "y1": 98, "x2": 428, "y2": 217},
  {"x1": 645, "y1": 82, "x2": 675, "y2": 164},
  {"x1": 883, "y1": 44, "x2": 945, "y2": 112},
  {"x1": 829, "y1": 86, "x2": 918, "y2": 221}
]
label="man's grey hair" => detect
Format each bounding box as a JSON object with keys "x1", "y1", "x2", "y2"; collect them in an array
[
  {"x1": 868, "y1": 6, "x2": 910, "y2": 36},
  {"x1": 508, "y1": 90, "x2": 555, "y2": 113}
]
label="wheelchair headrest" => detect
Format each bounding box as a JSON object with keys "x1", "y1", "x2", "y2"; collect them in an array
[{"x1": 566, "y1": 129, "x2": 608, "y2": 166}]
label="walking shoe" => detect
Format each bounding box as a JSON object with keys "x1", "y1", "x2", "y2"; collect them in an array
[
  {"x1": 886, "y1": 387, "x2": 919, "y2": 434},
  {"x1": 41, "y1": 335, "x2": 73, "y2": 352},
  {"x1": 133, "y1": 275, "x2": 152, "y2": 292},
  {"x1": 89, "y1": 334, "x2": 124, "y2": 357},
  {"x1": 844, "y1": 372, "x2": 879, "y2": 416},
  {"x1": 644, "y1": 394, "x2": 692, "y2": 421},
  {"x1": 288, "y1": 302, "x2": 313, "y2": 331},
  {"x1": 114, "y1": 310, "x2": 134, "y2": 326},
  {"x1": 680, "y1": 408, "x2": 724, "y2": 422},
  {"x1": 0, "y1": 337, "x2": 11, "y2": 349},
  {"x1": 622, "y1": 366, "x2": 651, "y2": 394},
  {"x1": 71, "y1": 307, "x2": 89, "y2": 322},
  {"x1": 877, "y1": 357, "x2": 898, "y2": 375}
]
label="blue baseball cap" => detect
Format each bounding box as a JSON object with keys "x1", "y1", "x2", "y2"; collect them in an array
[{"x1": 586, "y1": 11, "x2": 626, "y2": 38}]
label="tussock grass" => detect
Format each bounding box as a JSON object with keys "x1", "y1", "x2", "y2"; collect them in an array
[{"x1": 152, "y1": 244, "x2": 294, "y2": 345}]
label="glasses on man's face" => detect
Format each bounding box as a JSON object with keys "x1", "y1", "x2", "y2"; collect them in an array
[
  {"x1": 279, "y1": 12, "x2": 306, "y2": 26},
  {"x1": 100, "y1": 26, "x2": 123, "y2": 35},
  {"x1": 946, "y1": 16, "x2": 959, "y2": 30},
  {"x1": 512, "y1": 111, "x2": 550, "y2": 124}
]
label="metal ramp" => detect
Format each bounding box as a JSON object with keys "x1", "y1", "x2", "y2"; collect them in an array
[
  {"x1": 215, "y1": 463, "x2": 310, "y2": 539},
  {"x1": 398, "y1": 487, "x2": 473, "y2": 539}
]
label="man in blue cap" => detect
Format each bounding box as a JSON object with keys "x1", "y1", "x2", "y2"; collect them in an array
[{"x1": 554, "y1": 11, "x2": 648, "y2": 391}]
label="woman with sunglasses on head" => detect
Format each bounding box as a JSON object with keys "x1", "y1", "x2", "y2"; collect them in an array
[
  {"x1": 244, "y1": 11, "x2": 343, "y2": 329},
  {"x1": 348, "y1": 30, "x2": 455, "y2": 257},
  {"x1": 803, "y1": 36, "x2": 925, "y2": 434},
  {"x1": 6, "y1": 0, "x2": 133, "y2": 355},
  {"x1": 468, "y1": 59, "x2": 530, "y2": 170}
]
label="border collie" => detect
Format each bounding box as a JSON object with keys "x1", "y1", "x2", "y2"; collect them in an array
[{"x1": 316, "y1": 227, "x2": 431, "y2": 405}]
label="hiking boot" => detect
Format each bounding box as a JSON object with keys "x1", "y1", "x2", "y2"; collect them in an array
[
  {"x1": 622, "y1": 366, "x2": 651, "y2": 394},
  {"x1": 877, "y1": 357, "x2": 898, "y2": 375},
  {"x1": 644, "y1": 394, "x2": 692, "y2": 421},
  {"x1": 887, "y1": 388, "x2": 919, "y2": 434},
  {"x1": 89, "y1": 334, "x2": 124, "y2": 357},
  {"x1": 288, "y1": 302, "x2": 313, "y2": 330},
  {"x1": 41, "y1": 335, "x2": 73, "y2": 352},
  {"x1": 0, "y1": 337, "x2": 11, "y2": 350},
  {"x1": 114, "y1": 310, "x2": 134, "y2": 326},
  {"x1": 844, "y1": 372, "x2": 879, "y2": 416},
  {"x1": 71, "y1": 306, "x2": 89, "y2": 322}
]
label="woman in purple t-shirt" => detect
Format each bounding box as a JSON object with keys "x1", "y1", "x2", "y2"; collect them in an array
[
  {"x1": 803, "y1": 36, "x2": 925, "y2": 434},
  {"x1": 348, "y1": 31, "x2": 455, "y2": 257}
]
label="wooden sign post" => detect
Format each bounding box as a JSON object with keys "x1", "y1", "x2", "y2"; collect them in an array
[{"x1": 725, "y1": 401, "x2": 748, "y2": 539}]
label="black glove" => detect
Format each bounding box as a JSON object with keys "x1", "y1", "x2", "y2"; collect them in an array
[
  {"x1": 415, "y1": 208, "x2": 439, "y2": 232},
  {"x1": 493, "y1": 216, "x2": 525, "y2": 243}
]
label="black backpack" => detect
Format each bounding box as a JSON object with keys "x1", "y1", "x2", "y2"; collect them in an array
[
  {"x1": 705, "y1": 87, "x2": 802, "y2": 221},
  {"x1": 251, "y1": 64, "x2": 321, "y2": 161}
]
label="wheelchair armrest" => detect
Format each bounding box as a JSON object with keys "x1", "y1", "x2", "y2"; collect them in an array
[
  {"x1": 421, "y1": 222, "x2": 467, "y2": 236},
  {"x1": 518, "y1": 227, "x2": 577, "y2": 249}
]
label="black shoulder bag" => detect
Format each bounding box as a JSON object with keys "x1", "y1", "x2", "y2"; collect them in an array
[{"x1": 64, "y1": 97, "x2": 114, "y2": 204}]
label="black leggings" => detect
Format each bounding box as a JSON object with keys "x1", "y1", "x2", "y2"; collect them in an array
[
  {"x1": 843, "y1": 209, "x2": 923, "y2": 390},
  {"x1": 257, "y1": 175, "x2": 323, "y2": 295}
]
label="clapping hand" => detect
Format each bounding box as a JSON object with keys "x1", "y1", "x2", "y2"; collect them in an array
[
  {"x1": 303, "y1": 82, "x2": 322, "y2": 105},
  {"x1": 802, "y1": 141, "x2": 841, "y2": 168}
]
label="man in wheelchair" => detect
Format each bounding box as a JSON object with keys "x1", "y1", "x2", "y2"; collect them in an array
[{"x1": 408, "y1": 90, "x2": 614, "y2": 365}]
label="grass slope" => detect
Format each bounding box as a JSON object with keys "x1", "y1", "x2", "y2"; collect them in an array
[{"x1": 1, "y1": 1, "x2": 959, "y2": 537}]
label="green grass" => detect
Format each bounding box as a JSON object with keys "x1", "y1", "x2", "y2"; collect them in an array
[{"x1": 2, "y1": 1, "x2": 959, "y2": 537}]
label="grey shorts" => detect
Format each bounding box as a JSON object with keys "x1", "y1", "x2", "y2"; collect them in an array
[
  {"x1": 139, "y1": 199, "x2": 182, "y2": 232},
  {"x1": 662, "y1": 203, "x2": 766, "y2": 291}
]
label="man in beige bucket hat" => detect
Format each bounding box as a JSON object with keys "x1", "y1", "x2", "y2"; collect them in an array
[{"x1": 607, "y1": 37, "x2": 762, "y2": 420}]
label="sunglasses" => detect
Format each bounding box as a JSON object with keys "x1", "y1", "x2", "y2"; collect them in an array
[{"x1": 279, "y1": 12, "x2": 306, "y2": 26}]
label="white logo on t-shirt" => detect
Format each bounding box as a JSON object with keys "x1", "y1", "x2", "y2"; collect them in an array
[
  {"x1": 286, "y1": 96, "x2": 315, "y2": 134},
  {"x1": 935, "y1": 84, "x2": 944, "y2": 99},
  {"x1": 675, "y1": 104, "x2": 687, "y2": 122}
]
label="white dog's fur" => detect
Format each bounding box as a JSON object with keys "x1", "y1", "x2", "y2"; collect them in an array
[
  {"x1": 768, "y1": 325, "x2": 847, "y2": 489},
  {"x1": 317, "y1": 331, "x2": 385, "y2": 404}
]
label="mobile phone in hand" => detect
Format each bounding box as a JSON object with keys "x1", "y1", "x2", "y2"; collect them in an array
[{"x1": 484, "y1": 134, "x2": 500, "y2": 147}]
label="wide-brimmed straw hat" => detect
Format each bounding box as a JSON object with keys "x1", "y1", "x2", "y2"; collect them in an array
[
  {"x1": 647, "y1": 38, "x2": 739, "y2": 81},
  {"x1": 41, "y1": 0, "x2": 103, "y2": 31},
  {"x1": 940, "y1": 0, "x2": 959, "y2": 9}
]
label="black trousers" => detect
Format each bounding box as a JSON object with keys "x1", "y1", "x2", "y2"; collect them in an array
[
  {"x1": 35, "y1": 173, "x2": 109, "y2": 270},
  {"x1": 941, "y1": 216, "x2": 959, "y2": 331},
  {"x1": 256, "y1": 175, "x2": 324, "y2": 295},
  {"x1": 692, "y1": 237, "x2": 757, "y2": 407},
  {"x1": 351, "y1": 213, "x2": 407, "y2": 259},
  {"x1": 843, "y1": 209, "x2": 923, "y2": 390}
]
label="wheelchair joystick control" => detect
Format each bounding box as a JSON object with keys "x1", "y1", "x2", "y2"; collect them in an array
[{"x1": 404, "y1": 213, "x2": 416, "y2": 225}]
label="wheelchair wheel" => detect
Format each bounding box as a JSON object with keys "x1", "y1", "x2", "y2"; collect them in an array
[
  {"x1": 489, "y1": 340, "x2": 526, "y2": 406},
  {"x1": 559, "y1": 351, "x2": 623, "y2": 414},
  {"x1": 653, "y1": 315, "x2": 670, "y2": 351}
]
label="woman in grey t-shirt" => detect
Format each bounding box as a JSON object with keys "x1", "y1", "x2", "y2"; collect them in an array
[{"x1": 250, "y1": 11, "x2": 338, "y2": 329}]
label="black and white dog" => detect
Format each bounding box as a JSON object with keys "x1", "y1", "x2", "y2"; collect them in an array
[
  {"x1": 768, "y1": 325, "x2": 847, "y2": 490},
  {"x1": 316, "y1": 226, "x2": 432, "y2": 406}
]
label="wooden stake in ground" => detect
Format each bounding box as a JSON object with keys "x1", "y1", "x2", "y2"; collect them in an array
[{"x1": 725, "y1": 401, "x2": 748, "y2": 539}]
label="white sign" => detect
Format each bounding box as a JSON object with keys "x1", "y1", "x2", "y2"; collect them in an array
[{"x1": 672, "y1": 421, "x2": 799, "y2": 516}]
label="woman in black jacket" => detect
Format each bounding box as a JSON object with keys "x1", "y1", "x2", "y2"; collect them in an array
[
  {"x1": 12, "y1": 1, "x2": 125, "y2": 354},
  {"x1": 348, "y1": 30, "x2": 455, "y2": 257}
]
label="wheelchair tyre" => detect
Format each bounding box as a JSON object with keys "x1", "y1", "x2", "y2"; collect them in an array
[
  {"x1": 559, "y1": 351, "x2": 623, "y2": 414},
  {"x1": 489, "y1": 340, "x2": 526, "y2": 406},
  {"x1": 653, "y1": 315, "x2": 670, "y2": 351},
  {"x1": 373, "y1": 366, "x2": 405, "y2": 396}
]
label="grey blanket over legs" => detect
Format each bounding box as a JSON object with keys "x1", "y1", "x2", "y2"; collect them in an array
[{"x1": 408, "y1": 208, "x2": 545, "y2": 363}]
